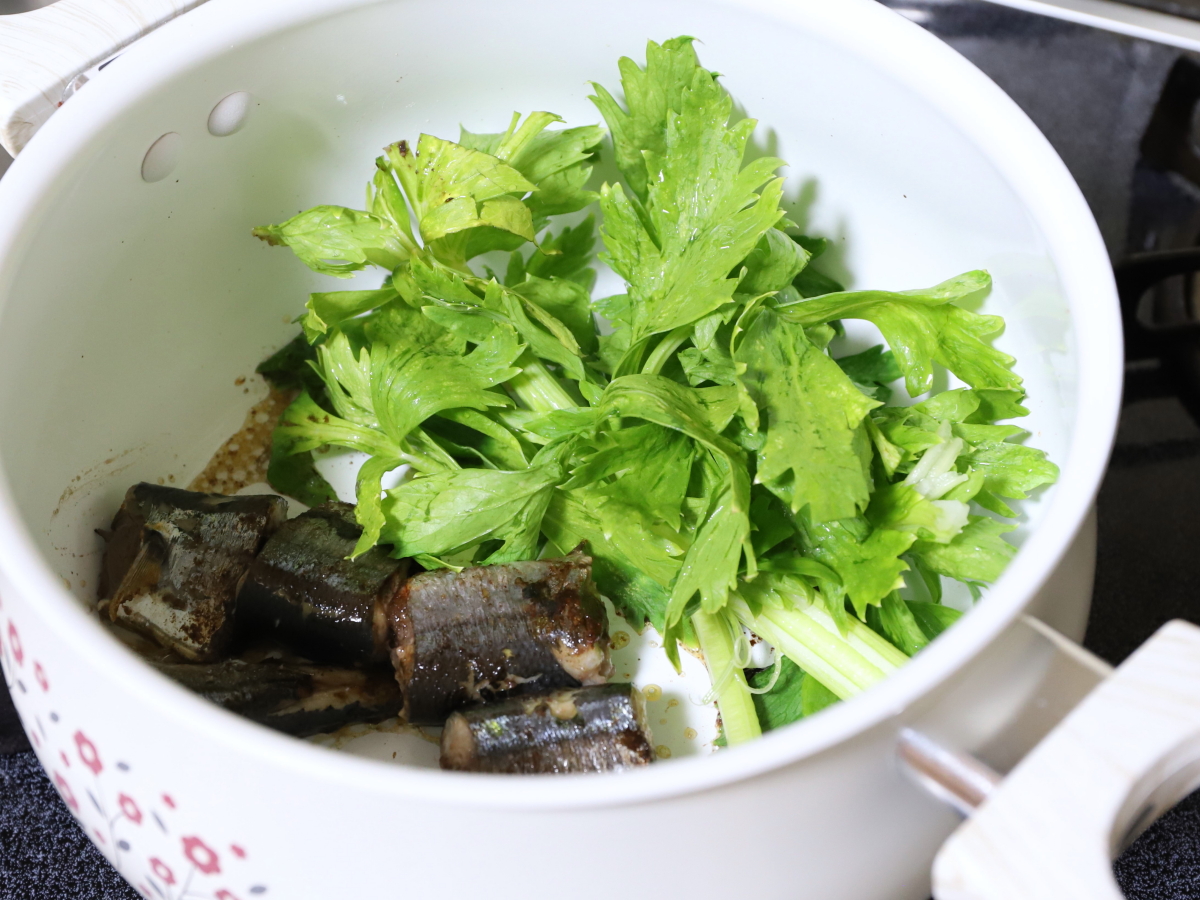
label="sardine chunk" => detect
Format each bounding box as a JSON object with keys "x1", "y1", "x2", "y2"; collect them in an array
[
  {"x1": 236, "y1": 503, "x2": 408, "y2": 666},
  {"x1": 154, "y1": 659, "x2": 403, "y2": 737},
  {"x1": 101, "y1": 484, "x2": 286, "y2": 661},
  {"x1": 388, "y1": 552, "x2": 612, "y2": 724},
  {"x1": 440, "y1": 683, "x2": 654, "y2": 774}
]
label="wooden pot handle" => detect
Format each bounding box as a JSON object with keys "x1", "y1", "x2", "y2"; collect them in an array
[
  {"x1": 933, "y1": 619, "x2": 1200, "y2": 899},
  {"x1": 0, "y1": 0, "x2": 209, "y2": 157}
]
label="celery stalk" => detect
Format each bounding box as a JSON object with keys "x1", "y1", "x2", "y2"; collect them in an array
[
  {"x1": 507, "y1": 352, "x2": 576, "y2": 412},
  {"x1": 641, "y1": 326, "x2": 693, "y2": 376},
  {"x1": 799, "y1": 602, "x2": 910, "y2": 672},
  {"x1": 728, "y1": 596, "x2": 897, "y2": 701},
  {"x1": 693, "y1": 608, "x2": 762, "y2": 745}
]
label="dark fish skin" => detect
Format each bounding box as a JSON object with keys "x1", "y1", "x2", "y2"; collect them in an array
[
  {"x1": 153, "y1": 659, "x2": 404, "y2": 738},
  {"x1": 236, "y1": 503, "x2": 408, "y2": 666},
  {"x1": 388, "y1": 552, "x2": 612, "y2": 724},
  {"x1": 101, "y1": 484, "x2": 286, "y2": 662},
  {"x1": 440, "y1": 683, "x2": 654, "y2": 774}
]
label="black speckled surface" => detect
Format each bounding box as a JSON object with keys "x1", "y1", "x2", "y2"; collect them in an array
[
  {"x1": 1122, "y1": 0, "x2": 1200, "y2": 21},
  {"x1": 0, "y1": 753, "x2": 139, "y2": 899},
  {"x1": 4, "y1": 1, "x2": 1200, "y2": 898}
]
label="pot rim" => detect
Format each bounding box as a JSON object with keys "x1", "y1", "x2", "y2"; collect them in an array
[{"x1": 0, "y1": 0, "x2": 1121, "y2": 810}]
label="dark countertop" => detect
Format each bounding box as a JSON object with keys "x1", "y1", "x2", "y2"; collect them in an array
[
  {"x1": 4, "y1": 1, "x2": 1200, "y2": 898},
  {"x1": 1125, "y1": 0, "x2": 1200, "y2": 20}
]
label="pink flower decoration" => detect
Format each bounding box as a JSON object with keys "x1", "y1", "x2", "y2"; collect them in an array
[
  {"x1": 118, "y1": 793, "x2": 142, "y2": 825},
  {"x1": 74, "y1": 730, "x2": 102, "y2": 775},
  {"x1": 30, "y1": 731, "x2": 39, "y2": 748},
  {"x1": 34, "y1": 662, "x2": 48, "y2": 691},
  {"x1": 52, "y1": 772, "x2": 78, "y2": 811},
  {"x1": 93, "y1": 829, "x2": 106, "y2": 845},
  {"x1": 162, "y1": 793, "x2": 176, "y2": 809},
  {"x1": 230, "y1": 844, "x2": 246, "y2": 859},
  {"x1": 182, "y1": 835, "x2": 220, "y2": 875},
  {"x1": 150, "y1": 857, "x2": 175, "y2": 886},
  {"x1": 215, "y1": 891, "x2": 242, "y2": 900},
  {"x1": 7, "y1": 621, "x2": 22, "y2": 666},
  {"x1": 59, "y1": 751, "x2": 70, "y2": 768}
]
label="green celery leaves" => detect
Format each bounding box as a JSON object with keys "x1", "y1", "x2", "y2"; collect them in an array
[
  {"x1": 778, "y1": 271, "x2": 1021, "y2": 397},
  {"x1": 749, "y1": 657, "x2": 840, "y2": 732},
  {"x1": 595, "y1": 50, "x2": 787, "y2": 346},
  {"x1": 589, "y1": 36, "x2": 703, "y2": 202},
  {"x1": 381, "y1": 454, "x2": 564, "y2": 564},
  {"x1": 252, "y1": 207, "x2": 408, "y2": 277},
  {"x1": 736, "y1": 308, "x2": 876, "y2": 523},
  {"x1": 250, "y1": 37, "x2": 1058, "y2": 746}
]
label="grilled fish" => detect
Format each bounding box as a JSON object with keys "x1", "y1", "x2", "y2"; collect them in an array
[
  {"x1": 236, "y1": 503, "x2": 408, "y2": 666},
  {"x1": 440, "y1": 683, "x2": 654, "y2": 774},
  {"x1": 388, "y1": 551, "x2": 612, "y2": 724},
  {"x1": 154, "y1": 658, "x2": 403, "y2": 738},
  {"x1": 101, "y1": 484, "x2": 286, "y2": 661}
]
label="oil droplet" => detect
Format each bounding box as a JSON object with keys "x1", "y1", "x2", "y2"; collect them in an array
[
  {"x1": 659, "y1": 718, "x2": 667, "y2": 725},
  {"x1": 666, "y1": 698, "x2": 679, "y2": 709},
  {"x1": 643, "y1": 684, "x2": 662, "y2": 702},
  {"x1": 684, "y1": 727, "x2": 697, "y2": 740},
  {"x1": 655, "y1": 745, "x2": 672, "y2": 759},
  {"x1": 610, "y1": 631, "x2": 630, "y2": 650}
]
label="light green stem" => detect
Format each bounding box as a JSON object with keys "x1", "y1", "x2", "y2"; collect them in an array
[
  {"x1": 614, "y1": 334, "x2": 654, "y2": 378},
  {"x1": 400, "y1": 427, "x2": 462, "y2": 474},
  {"x1": 507, "y1": 352, "x2": 576, "y2": 412},
  {"x1": 801, "y1": 602, "x2": 910, "y2": 671},
  {"x1": 641, "y1": 326, "x2": 692, "y2": 376},
  {"x1": 693, "y1": 608, "x2": 762, "y2": 746},
  {"x1": 729, "y1": 596, "x2": 896, "y2": 701}
]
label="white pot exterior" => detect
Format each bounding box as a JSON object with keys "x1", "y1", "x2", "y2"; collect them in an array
[
  {"x1": 0, "y1": 522, "x2": 1100, "y2": 900},
  {"x1": 0, "y1": 1, "x2": 1121, "y2": 898}
]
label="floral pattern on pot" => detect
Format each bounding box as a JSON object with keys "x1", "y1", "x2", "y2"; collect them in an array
[{"x1": 0, "y1": 591, "x2": 271, "y2": 900}]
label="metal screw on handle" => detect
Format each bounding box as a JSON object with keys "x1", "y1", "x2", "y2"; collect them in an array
[{"x1": 897, "y1": 729, "x2": 1002, "y2": 818}]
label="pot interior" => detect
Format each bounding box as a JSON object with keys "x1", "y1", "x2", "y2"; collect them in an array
[{"x1": 0, "y1": 0, "x2": 1077, "y2": 765}]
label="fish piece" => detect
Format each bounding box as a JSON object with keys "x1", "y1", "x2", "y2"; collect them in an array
[
  {"x1": 440, "y1": 683, "x2": 654, "y2": 774},
  {"x1": 153, "y1": 659, "x2": 404, "y2": 737},
  {"x1": 389, "y1": 551, "x2": 612, "y2": 724},
  {"x1": 101, "y1": 484, "x2": 287, "y2": 662},
  {"x1": 236, "y1": 503, "x2": 408, "y2": 666}
]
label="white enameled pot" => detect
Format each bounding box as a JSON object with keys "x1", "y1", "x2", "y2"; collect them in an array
[{"x1": 0, "y1": 1, "x2": 1186, "y2": 898}]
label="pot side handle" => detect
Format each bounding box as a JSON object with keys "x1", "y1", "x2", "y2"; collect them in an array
[
  {"x1": 0, "y1": 0, "x2": 208, "y2": 157},
  {"x1": 932, "y1": 619, "x2": 1200, "y2": 900}
]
